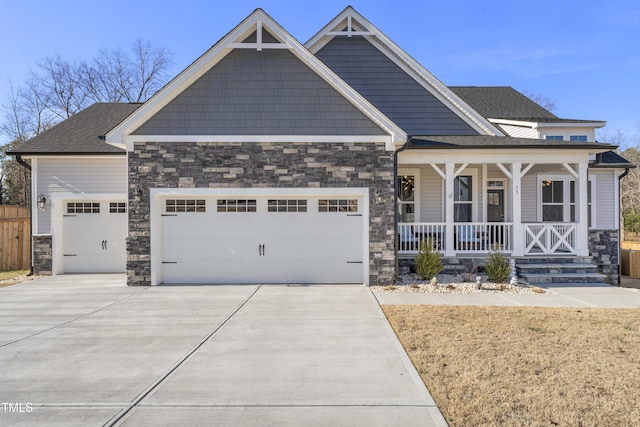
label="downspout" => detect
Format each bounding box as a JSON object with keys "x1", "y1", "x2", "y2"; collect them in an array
[
  {"x1": 15, "y1": 155, "x2": 34, "y2": 276},
  {"x1": 618, "y1": 167, "x2": 631, "y2": 286},
  {"x1": 394, "y1": 139, "x2": 410, "y2": 280}
]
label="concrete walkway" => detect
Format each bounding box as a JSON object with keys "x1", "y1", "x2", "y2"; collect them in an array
[
  {"x1": 375, "y1": 282, "x2": 640, "y2": 308},
  {"x1": 0, "y1": 275, "x2": 446, "y2": 426}
]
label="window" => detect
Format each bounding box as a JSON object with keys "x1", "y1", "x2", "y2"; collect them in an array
[
  {"x1": 541, "y1": 180, "x2": 564, "y2": 221},
  {"x1": 541, "y1": 178, "x2": 593, "y2": 225},
  {"x1": 454, "y1": 175, "x2": 473, "y2": 222},
  {"x1": 397, "y1": 175, "x2": 415, "y2": 222},
  {"x1": 67, "y1": 202, "x2": 100, "y2": 214},
  {"x1": 217, "y1": 199, "x2": 256, "y2": 213},
  {"x1": 570, "y1": 135, "x2": 588, "y2": 142},
  {"x1": 318, "y1": 199, "x2": 358, "y2": 213},
  {"x1": 109, "y1": 202, "x2": 126, "y2": 213},
  {"x1": 545, "y1": 135, "x2": 564, "y2": 141},
  {"x1": 166, "y1": 199, "x2": 206, "y2": 213},
  {"x1": 268, "y1": 199, "x2": 307, "y2": 213}
]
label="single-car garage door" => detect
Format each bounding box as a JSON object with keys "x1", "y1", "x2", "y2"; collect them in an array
[
  {"x1": 160, "y1": 195, "x2": 364, "y2": 284},
  {"x1": 62, "y1": 200, "x2": 127, "y2": 273}
]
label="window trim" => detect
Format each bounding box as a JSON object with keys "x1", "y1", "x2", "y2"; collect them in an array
[
  {"x1": 537, "y1": 175, "x2": 595, "y2": 227},
  {"x1": 397, "y1": 168, "x2": 420, "y2": 222},
  {"x1": 451, "y1": 169, "x2": 478, "y2": 223}
]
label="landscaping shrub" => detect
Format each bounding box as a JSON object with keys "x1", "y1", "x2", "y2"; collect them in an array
[
  {"x1": 485, "y1": 248, "x2": 511, "y2": 283},
  {"x1": 414, "y1": 239, "x2": 443, "y2": 280}
]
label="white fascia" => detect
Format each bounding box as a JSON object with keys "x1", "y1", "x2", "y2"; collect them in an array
[
  {"x1": 106, "y1": 8, "x2": 405, "y2": 152},
  {"x1": 490, "y1": 118, "x2": 607, "y2": 130},
  {"x1": 305, "y1": 7, "x2": 504, "y2": 137}
]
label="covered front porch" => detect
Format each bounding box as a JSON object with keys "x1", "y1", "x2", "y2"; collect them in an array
[{"x1": 397, "y1": 147, "x2": 596, "y2": 259}]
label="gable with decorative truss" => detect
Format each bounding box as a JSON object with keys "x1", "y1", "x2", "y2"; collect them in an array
[
  {"x1": 106, "y1": 9, "x2": 406, "y2": 151},
  {"x1": 305, "y1": 7, "x2": 504, "y2": 137}
]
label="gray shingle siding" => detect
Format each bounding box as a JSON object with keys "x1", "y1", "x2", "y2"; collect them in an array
[
  {"x1": 133, "y1": 48, "x2": 386, "y2": 136},
  {"x1": 315, "y1": 36, "x2": 478, "y2": 136}
]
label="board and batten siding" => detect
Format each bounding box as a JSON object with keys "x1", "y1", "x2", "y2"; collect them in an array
[{"x1": 35, "y1": 157, "x2": 127, "y2": 234}]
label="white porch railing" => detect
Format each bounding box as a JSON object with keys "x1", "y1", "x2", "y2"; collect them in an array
[
  {"x1": 397, "y1": 222, "x2": 445, "y2": 252},
  {"x1": 397, "y1": 222, "x2": 513, "y2": 254},
  {"x1": 524, "y1": 223, "x2": 576, "y2": 255}
]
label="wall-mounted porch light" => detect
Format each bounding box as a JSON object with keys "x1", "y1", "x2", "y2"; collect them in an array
[
  {"x1": 374, "y1": 188, "x2": 384, "y2": 204},
  {"x1": 37, "y1": 194, "x2": 47, "y2": 210}
]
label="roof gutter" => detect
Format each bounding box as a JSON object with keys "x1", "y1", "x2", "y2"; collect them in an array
[
  {"x1": 15, "y1": 155, "x2": 34, "y2": 276},
  {"x1": 393, "y1": 141, "x2": 410, "y2": 279}
]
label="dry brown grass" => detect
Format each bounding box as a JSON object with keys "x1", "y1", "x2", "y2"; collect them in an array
[
  {"x1": 0, "y1": 270, "x2": 31, "y2": 288},
  {"x1": 383, "y1": 305, "x2": 640, "y2": 426}
]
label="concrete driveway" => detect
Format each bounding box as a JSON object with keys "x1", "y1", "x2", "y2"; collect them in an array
[{"x1": 0, "y1": 275, "x2": 445, "y2": 426}]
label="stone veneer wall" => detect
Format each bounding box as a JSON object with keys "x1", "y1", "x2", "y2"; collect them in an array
[
  {"x1": 32, "y1": 235, "x2": 52, "y2": 275},
  {"x1": 127, "y1": 141, "x2": 396, "y2": 286},
  {"x1": 589, "y1": 229, "x2": 619, "y2": 284}
]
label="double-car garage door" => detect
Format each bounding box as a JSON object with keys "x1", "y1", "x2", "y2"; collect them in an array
[{"x1": 159, "y1": 194, "x2": 365, "y2": 284}]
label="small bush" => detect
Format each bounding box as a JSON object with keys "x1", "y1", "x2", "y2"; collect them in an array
[
  {"x1": 415, "y1": 239, "x2": 443, "y2": 280},
  {"x1": 484, "y1": 249, "x2": 511, "y2": 283}
]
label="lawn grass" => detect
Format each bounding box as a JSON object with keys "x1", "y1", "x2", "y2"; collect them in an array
[
  {"x1": 0, "y1": 270, "x2": 30, "y2": 287},
  {"x1": 383, "y1": 305, "x2": 640, "y2": 426}
]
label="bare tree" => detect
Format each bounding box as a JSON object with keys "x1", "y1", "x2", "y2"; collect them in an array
[
  {"x1": 0, "y1": 39, "x2": 172, "y2": 205},
  {"x1": 88, "y1": 39, "x2": 172, "y2": 103},
  {"x1": 521, "y1": 90, "x2": 556, "y2": 112}
]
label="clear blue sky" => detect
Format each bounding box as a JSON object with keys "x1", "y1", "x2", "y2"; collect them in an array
[{"x1": 1, "y1": 0, "x2": 639, "y2": 145}]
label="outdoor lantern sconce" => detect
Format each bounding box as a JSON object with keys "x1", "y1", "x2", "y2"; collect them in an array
[
  {"x1": 134, "y1": 186, "x2": 142, "y2": 202},
  {"x1": 374, "y1": 189, "x2": 384, "y2": 204},
  {"x1": 37, "y1": 194, "x2": 47, "y2": 210}
]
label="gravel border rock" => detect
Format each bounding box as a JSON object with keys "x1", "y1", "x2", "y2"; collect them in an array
[{"x1": 371, "y1": 274, "x2": 549, "y2": 295}]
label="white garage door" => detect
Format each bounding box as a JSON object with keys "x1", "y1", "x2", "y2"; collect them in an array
[
  {"x1": 62, "y1": 200, "x2": 127, "y2": 273},
  {"x1": 160, "y1": 196, "x2": 364, "y2": 284}
]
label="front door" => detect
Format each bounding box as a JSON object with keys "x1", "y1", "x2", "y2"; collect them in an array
[{"x1": 487, "y1": 189, "x2": 504, "y2": 222}]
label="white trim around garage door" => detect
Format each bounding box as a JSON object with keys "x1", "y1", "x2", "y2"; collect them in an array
[
  {"x1": 50, "y1": 193, "x2": 127, "y2": 275},
  {"x1": 149, "y1": 187, "x2": 370, "y2": 286}
]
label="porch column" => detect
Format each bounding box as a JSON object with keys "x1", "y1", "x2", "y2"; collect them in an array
[
  {"x1": 444, "y1": 163, "x2": 455, "y2": 256},
  {"x1": 577, "y1": 162, "x2": 589, "y2": 256},
  {"x1": 511, "y1": 162, "x2": 524, "y2": 256}
]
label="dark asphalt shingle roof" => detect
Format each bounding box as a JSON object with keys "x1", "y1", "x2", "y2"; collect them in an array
[
  {"x1": 8, "y1": 103, "x2": 141, "y2": 155},
  {"x1": 449, "y1": 86, "x2": 602, "y2": 123},
  {"x1": 591, "y1": 151, "x2": 636, "y2": 168},
  {"x1": 408, "y1": 135, "x2": 615, "y2": 149}
]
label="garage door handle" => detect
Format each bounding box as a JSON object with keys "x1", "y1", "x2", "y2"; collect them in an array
[{"x1": 259, "y1": 244, "x2": 265, "y2": 256}]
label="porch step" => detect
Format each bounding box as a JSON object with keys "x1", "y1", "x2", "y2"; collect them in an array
[
  {"x1": 515, "y1": 257, "x2": 608, "y2": 285},
  {"x1": 516, "y1": 263, "x2": 598, "y2": 275},
  {"x1": 518, "y1": 272, "x2": 607, "y2": 285}
]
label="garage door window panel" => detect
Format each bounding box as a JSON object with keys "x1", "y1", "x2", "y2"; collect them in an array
[
  {"x1": 319, "y1": 199, "x2": 358, "y2": 213},
  {"x1": 166, "y1": 199, "x2": 206, "y2": 213},
  {"x1": 217, "y1": 199, "x2": 257, "y2": 213},
  {"x1": 268, "y1": 199, "x2": 307, "y2": 213},
  {"x1": 109, "y1": 202, "x2": 127, "y2": 213},
  {"x1": 67, "y1": 202, "x2": 100, "y2": 214}
]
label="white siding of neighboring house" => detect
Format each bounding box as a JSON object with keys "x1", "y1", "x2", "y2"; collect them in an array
[{"x1": 35, "y1": 157, "x2": 127, "y2": 234}]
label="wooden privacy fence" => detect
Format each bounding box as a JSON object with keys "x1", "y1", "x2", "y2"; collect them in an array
[{"x1": 0, "y1": 205, "x2": 30, "y2": 271}]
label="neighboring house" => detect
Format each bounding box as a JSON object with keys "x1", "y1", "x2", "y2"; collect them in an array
[{"x1": 10, "y1": 7, "x2": 633, "y2": 286}]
